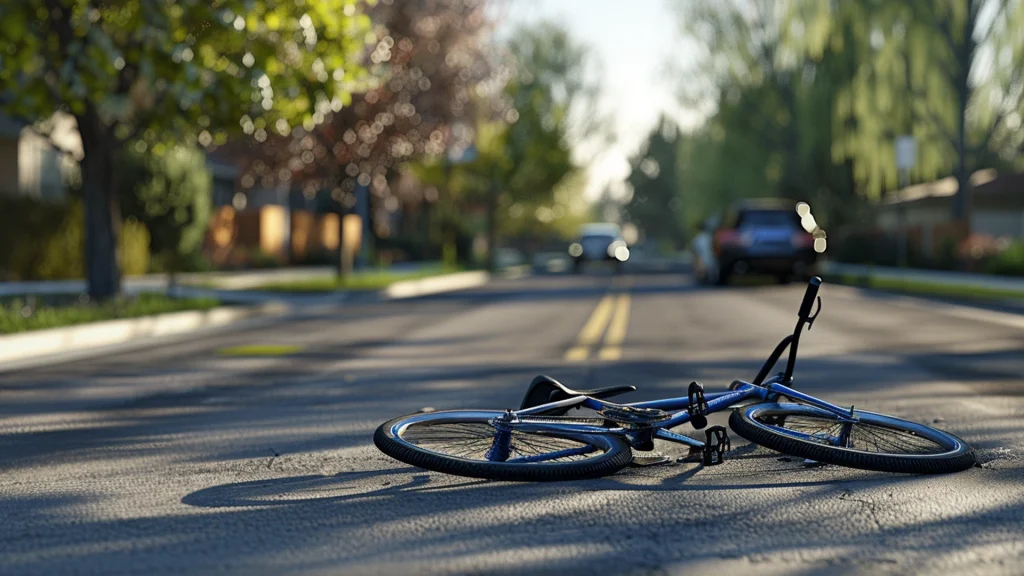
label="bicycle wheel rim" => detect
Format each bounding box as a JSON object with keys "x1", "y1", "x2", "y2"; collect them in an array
[
  {"x1": 388, "y1": 410, "x2": 619, "y2": 465},
  {"x1": 743, "y1": 403, "x2": 966, "y2": 458}
]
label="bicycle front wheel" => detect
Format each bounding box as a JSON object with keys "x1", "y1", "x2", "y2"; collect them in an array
[
  {"x1": 729, "y1": 403, "x2": 976, "y2": 474},
  {"x1": 374, "y1": 410, "x2": 632, "y2": 482}
]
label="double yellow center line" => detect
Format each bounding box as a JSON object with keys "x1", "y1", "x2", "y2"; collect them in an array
[{"x1": 565, "y1": 279, "x2": 632, "y2": 362}]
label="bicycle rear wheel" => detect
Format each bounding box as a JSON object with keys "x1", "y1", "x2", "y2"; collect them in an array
[
  {"x1": 374, "y1": 410, "x2": 632, "y2": 482},
  {"x1": 729, "y1": 403, "x2": 976, "y2": 474}
]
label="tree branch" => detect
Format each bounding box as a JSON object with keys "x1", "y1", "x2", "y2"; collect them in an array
[
  {"x1": 972, "y1": 69, "x2": 1024, "y2": 154},
  {"x1": 908, "y1": 92, "x2": 959, "y2": 149},
  {"x1": 113, "y1": 85, "x2": 170, "y2": 145},
  {"x1": 935, "y1": 16, "x2": 957, "y2": 53}
]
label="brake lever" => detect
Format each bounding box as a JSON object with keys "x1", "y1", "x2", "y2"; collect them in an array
[{"x1": 805, "y1": 296, "x2": 822, "y2": 330}]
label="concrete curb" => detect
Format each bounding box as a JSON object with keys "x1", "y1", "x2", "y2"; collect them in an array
[
  {"x1": 384, "y1": 271, "x2": 490, "y2": 300},
  {"x1": 0, "y1": 270, "x2": 495, "y2": 370},
  {"x1": 0, "y1": 303, "x2": 289, "y2": 370}
]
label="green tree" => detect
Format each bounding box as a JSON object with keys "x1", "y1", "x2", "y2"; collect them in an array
[
  {"x1": 118, "y1": 145, "x2": 212, "y2": 280},
  {"x1": 482, "y1": 22, "x2": 591, "y2": 268},
  {"x1": 673, "y1": 0, "x2": 864, "y2": 231},
  {"x1": 0, "y1": 1, "x2": 371, "y2": 299},
  {"x1": 624, "y1": 115, "x2": 684, "y2": 247},
  {"x1": 794, "y1": 0, "x2": 1024, "y2": 217}
]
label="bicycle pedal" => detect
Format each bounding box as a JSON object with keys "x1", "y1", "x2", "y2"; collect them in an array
[
  {"x1": 702, "y1": 425, "x2": 731, "y2": 466},
  {"x1": 687, "y1": 382, "x2": 709, "y2": 430}
]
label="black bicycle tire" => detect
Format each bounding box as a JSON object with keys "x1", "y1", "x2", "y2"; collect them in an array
[
  {"x1": 374, "y1": 411, "x2": 633, "y2": 482},
  {"x1": 729, "y1": 403, "x2": 977, "y2": 474}
]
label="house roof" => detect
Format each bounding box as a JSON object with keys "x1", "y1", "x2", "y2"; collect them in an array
[
  {"x1": 882, "y1": 169, "x2": 998, "y2": 206},
  {"x1": 973, "y1": 171, "x2": 1024, "y2": 200}
]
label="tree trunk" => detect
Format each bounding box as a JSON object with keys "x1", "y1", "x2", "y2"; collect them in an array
[
  {"x1": 951, "y1": 0, "x2": 976, "y2": 221},
  {"x1": 77, "y1": 115, "x2": 122, "y2": 301}
]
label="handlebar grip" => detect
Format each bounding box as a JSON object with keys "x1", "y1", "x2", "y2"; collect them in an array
[{"x1": 798, "y1": 276, "x2": 822, "y2": 319}]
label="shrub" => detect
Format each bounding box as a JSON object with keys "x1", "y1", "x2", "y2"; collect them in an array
[
  {"x1": 933, "y1": 237, "x2": 960, "y2": 271},
  {"x1": 0, "y1": 196, "x2": 66, "y2": 280},
  {"x1": 247, "y1": 248, "x2": 284, "y2": 269},
  {"x1": 118, "y1": 144, "x2": 212, "y2": 275},
  {"x1": 0, "y1": 197, "x2": 149, "y2": 280},
  {"x1": 830, "y1": 230, "x2": 928, "y2": 268},
  {"x1": 985, "y1": 240, "x2": 1024, "y2": 277},
  {"x1": 120, "y1": 217, "x2": 151, "y2": 276}
]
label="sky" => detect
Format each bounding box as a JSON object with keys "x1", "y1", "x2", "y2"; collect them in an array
[{"x1": 497, "y1": 0, "x2": 703, "y2": 201}]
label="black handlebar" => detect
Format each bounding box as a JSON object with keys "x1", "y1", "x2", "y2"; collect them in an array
[{"x1": 798, "y1": 276, "x2": 822, "y2": 319}]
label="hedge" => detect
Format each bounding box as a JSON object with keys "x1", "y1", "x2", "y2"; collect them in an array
[{"x1": 0, "y1": 196, "x2": 149, "y2": 281}]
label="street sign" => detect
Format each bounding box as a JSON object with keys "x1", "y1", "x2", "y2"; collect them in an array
[{"x1": 895, "y1": 135, "x2": 916, "y2": 170}]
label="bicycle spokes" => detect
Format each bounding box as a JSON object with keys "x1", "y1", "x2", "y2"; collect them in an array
[
  {"x1": 768, "y1": 415, "x2": 948, "y2": 454},
  {"x1": 401, "y1": 421, "x2": 601, "y2": 463}
]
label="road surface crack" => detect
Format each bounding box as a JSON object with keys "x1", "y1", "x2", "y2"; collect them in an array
[{"x1": 838, "y1": 488, "x2": 883, "y2": 531}]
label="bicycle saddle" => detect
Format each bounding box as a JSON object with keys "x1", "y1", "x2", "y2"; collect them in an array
[{"x1": 519, "y1": 375, "x2": 636, "y2": 414}]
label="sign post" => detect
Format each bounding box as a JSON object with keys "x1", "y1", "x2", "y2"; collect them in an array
[{"x1": 895, "y1": 136, "x2": 916, "y2": 269}]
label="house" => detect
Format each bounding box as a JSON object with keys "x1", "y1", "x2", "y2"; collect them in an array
[
  {"x1": 876, "y1": 169, "x2": 1024, "y2": 253},
  {"x1": 0, "y1": 112, "x2": 82, "y2": 200}
]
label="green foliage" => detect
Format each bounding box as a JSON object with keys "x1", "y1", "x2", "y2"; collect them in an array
[
  {"x1": 787, "y1": 0, "x2": 1024, "y2": 201},
  {"x1": 502, "y1": 169, "x2": 594, "y2": 243},
  {"x1": 673, "y1": 0, "x2": 862, "y2": 231},
  {"x1": 0, "y1": 196, "x2": 68, "y2": 281},
  {"x1": 34, "y1": 203, "x2": 85, "y2": 281},
  {"x1": 118, "y1": 145, "x2": 212, "y2": 272},
  {"x1": 674, "y1": 0, "x2": 1024, "y2": 226},
  {"x1": 0, "y1": 197, "x2": 148, "y2": 280},
  {"x1": 0, "y1": 0, "x2": 373, "y2": 297},
  {"x1": 0, "y1": 293, "x2": 218, "y2": 334},
  {"x1": 119, "y1": 218, "x2": 152, "y2": 276},
  {"x1": 985, "y1": 241, "x2": 1024, "y2": 277},
  {"x1": 411, "y1": 21, "x2": 591, "y2": 261},
  {"x1": 0, "y1": 1, "x2": 372, "y2": 144},
  {"x1": 625, "y1": 116, "x2": 685, "y2": 247}
]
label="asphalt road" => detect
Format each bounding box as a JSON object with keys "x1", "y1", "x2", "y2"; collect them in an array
[{"x1": 1, "y1": 270, "x2": 1023, "y2": 575}]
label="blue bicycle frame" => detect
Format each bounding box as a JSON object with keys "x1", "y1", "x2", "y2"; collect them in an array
[
  {"x1": 490, "y1": 277, "x2": 861, "y2": 461},
  {"x1": 508, "y1": 376, "x2": 858, "y2": 453}
]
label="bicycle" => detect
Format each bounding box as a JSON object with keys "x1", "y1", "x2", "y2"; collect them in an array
[{"x1": 374, "y1": 278, "x2": 978, "y2": 481}]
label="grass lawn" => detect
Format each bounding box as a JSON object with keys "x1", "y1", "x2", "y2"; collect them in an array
[
  {"x1": 0, "y1": 293, "x2": 220, "y2": 335},
  {"x1": 215, "y1": 344, "x2": 305, "y2": 357},
  {"x1": 252, "y1": 265, "x2": 464, "y2": 293},
  {"x1": 826, "y1": 273, "x2": 1024, "y2": 302}
]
